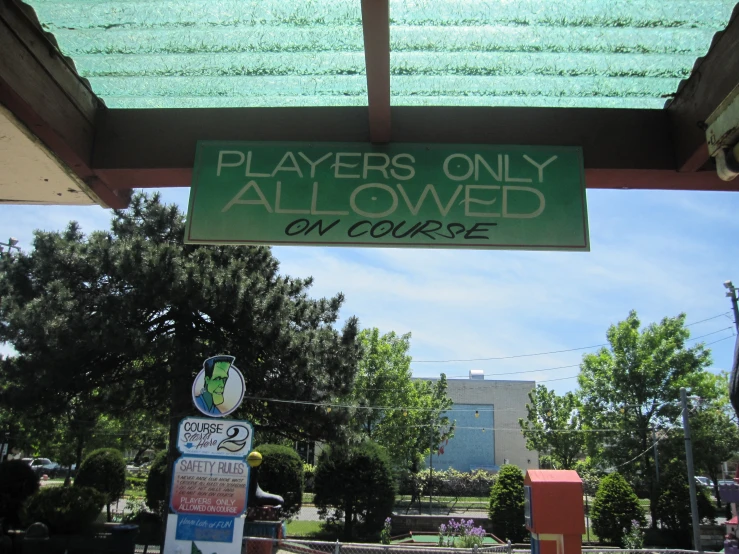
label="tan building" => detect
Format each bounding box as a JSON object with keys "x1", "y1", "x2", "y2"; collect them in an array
[{"x1": 417, "y1": 373, "x2": 538, "y2": 472}]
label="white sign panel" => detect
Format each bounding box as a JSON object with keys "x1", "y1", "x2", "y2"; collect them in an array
[
  {"x1": 164, "y1": 514, "x2": 245, "y2": 554},
  {"x1": 177, "y1": 417, "x2": 253, "y2": 458}
]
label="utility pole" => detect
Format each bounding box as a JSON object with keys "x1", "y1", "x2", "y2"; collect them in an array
[
  {"x1": 429, "y1": 427, "x2": 433, "y2": 515},
  {"x1": 681, "y1": 388, "x2": 702, "y2": 553},
  {"x1": 725, "y1": 281, "x2": 739, "y2": 334}
]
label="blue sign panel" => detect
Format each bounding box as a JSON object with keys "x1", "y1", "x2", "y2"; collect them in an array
[{"x1": 175, "y1": 515, "x2": 235, "y2": 543}]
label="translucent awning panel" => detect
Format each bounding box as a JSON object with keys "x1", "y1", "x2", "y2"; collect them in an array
[
  {"x1": 23, "y1": 0, "x2": 367, "y2": 108},
  {"x1": 22, "y1": 0, "x2": 737, "y2": 109},
  {"x1": 389, "y1": 0, "x2": 736, "y2": 108}
]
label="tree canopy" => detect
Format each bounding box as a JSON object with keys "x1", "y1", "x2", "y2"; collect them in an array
[
  {"x1": 0, "y1": 193, "x2": 361, "y2": 464},
  {"x1": 348, "y1": 328, "x2": 453, "y2": 471},
  {"x1": 519, "y1": 385, "x2": 584, "y2": 470},
  {"x1": 577, "y1": 310, "x2": 713, "y2": 522}
]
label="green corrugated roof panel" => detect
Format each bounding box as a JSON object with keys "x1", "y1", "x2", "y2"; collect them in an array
[{"x1": 23, "y1": 0, "x2": 737, "y2": 109}]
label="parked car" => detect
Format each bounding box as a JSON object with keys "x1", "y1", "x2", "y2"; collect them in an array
[{"x1": 28, "y1": 458, "x2": 60, "y2": 477}]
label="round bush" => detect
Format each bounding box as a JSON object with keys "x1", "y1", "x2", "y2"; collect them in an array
[
  {"x1": 253, "y1": 444, "x2": 304, "y2": 518},
  {"x1": 24, "y1": 486, "x2": 104, "y2": 535},
  {"x1": 145, "y1": 451, "x2": 168, "y2": 514},
  {"x1": 591, "y1": 472, "x2": 645, "y2": 546},
  {"x1": 0, "y1": 460, "x2": 40, "y2": 528},
  {"x1": 74, "y1": 448, "x2": 126, "y2": 506},
  {"x1": 314, "y1": 442, "x2": 396, "y2": 540},
  {"x1": 488, "y1": 464, "x2": 526, "y2": 542}
]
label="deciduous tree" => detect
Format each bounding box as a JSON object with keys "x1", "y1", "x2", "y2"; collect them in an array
[
  {"x1": 519, "y1": 385, "x2": 584, "y2": 469},
  {"x1": 349, "y1": 328, "x2": 453, "y2": 472},
  {"x1": 578, "y1": 310, "x2": 712, "y2": 524}
]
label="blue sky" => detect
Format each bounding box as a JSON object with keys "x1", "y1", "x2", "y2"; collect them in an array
[{"x1": 1, "y1": 187, "x2": 737, "y2": 395}]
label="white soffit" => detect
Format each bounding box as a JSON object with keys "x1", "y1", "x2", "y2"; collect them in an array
[{"x1": 0, "y1": 104, "x2": 97, "y2": 205}]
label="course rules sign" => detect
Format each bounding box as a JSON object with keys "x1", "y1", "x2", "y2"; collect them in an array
[{"x1": 185, "y1": 142, "x2": 589, "y2": 251}]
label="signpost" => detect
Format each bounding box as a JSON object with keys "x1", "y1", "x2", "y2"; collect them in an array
[
  {"x1": 186, "y1": 142, "x2": 588, "y2": 251},
  {"x1": 163, "y1": 356, "x2": 251, "y2": 554}
]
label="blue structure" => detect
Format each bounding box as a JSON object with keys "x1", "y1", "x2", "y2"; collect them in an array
[{"x1": 433, "y1": 403, "x2": 495, "y2": 472}]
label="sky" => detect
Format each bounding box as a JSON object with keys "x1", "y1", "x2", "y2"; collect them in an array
[{"x1": 1, "y1": 186, "x2": 738, "y2": 396}]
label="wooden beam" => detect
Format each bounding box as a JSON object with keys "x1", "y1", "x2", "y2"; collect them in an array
[
  {"x1": 93, "y1": 106, "x2": 675, "y2": 172},
  {"x1": 360, "y1": 0, "x2": 391, "y2": 143},
  {"x1": 92, "y1": 106, "x2": 731, "y2": 192},
  {"x1": 667, "y1": 5, "x2": 739, "y2": 172},
  {"x1": 0, "y1": 0, "x2": 129, "y2": 208},
  {"x1": 96, "y1": 167, "x2": 734, "y2": 193}
]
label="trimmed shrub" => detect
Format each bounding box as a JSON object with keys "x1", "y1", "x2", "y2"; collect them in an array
[
  {"x1": 0, "y1": 460, "x2": 40, "y2": 528},
  {"x1": 655, "y1": 462, "x2": 716, "y2": 548},
  {"x1": 399, "y1": 468, "x2": 497, "y2": 498},
  {"x1": 591, "y1": 472, "x2": 645, "y2": 546},
  {"x1": 145, "y1": 451, "x2": 168, "y2": 515},
  {"x1": 126, "y1": 476, "x2": 147, "y2": 492},
  {"x1": 314, "y1": 442, "x2": 396, "y2": 540},
  {"x1": 253, "y1": 444, "x2": 304, "y2": 518},
  {"x1": 24, "y1": 486, "x2": 104, "y2": 535},
  {"x1": 74, "y1": 448, "x2": 126, "y2": 522},
  {"x1": 488, "y1": 464, "x2": 526, "y2": 542}
]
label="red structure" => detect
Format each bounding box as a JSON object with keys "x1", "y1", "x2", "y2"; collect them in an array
[{"x1": 524, "y1": 470, "x2": 584, "y2": 554}]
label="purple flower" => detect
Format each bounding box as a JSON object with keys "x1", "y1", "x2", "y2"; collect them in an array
[
  {"x1": 385, "y1": 518, "x2": 392, "y2": 524},
  {"x1": 439, "y1": 524, "x2": 447, "y2": 534}
]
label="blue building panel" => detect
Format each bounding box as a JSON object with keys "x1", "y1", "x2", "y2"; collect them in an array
[{"x1": 433, "y1": 404, "x2": 494, "y2": 472}]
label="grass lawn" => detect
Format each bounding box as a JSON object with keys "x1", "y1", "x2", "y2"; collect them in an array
[{"x1": 286, "y1": 520, "x2": 342, "y2": 541}]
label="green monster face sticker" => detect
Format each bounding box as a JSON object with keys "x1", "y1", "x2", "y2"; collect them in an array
[
  {"x1": 204, "y1": 361, "x2": 230, "y2": 405},
  {"x1": 193, "y1": 355, "x2": 244, "y2": 417}
]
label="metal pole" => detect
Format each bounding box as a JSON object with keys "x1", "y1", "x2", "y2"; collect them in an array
[
  {"x1": 728, "y1": 285, "x2": 739, "y2": 334},
  {"x1": 429, "y1": 427, "x2": 433, "y2": 515},
  {"x1": 585, "y1": 495, "x2": 590, "y2": 543},
  {"x1": 681, "y1": 388, "x2": 702, "y2": 552}
]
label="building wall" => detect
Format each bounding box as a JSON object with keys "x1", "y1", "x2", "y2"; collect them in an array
[
  {"x1": 437, "y1": 403, "x2": 494, "y2": 471},
  {"x1": 418, "y1": 378, "x2": 538, "y2": 472}
]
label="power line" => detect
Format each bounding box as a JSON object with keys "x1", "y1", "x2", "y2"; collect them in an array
[{"x1": 411, "y1": 312, "x2": 731, "y2": 364}]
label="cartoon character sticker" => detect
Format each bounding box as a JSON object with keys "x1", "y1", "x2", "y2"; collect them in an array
[{"x1": 192, "y1": 355, "x2": 245, "y2": 417}]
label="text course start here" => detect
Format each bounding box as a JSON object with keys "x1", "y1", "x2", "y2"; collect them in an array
[{"x1": 185, "y1": 142, "x2": 589, "y2": 251}]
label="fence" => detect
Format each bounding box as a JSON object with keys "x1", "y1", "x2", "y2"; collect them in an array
[
  {"x1": 242, "y1": 540, "x2": 706, "y2": 554},
  {"x1": 242, "y1": 537, "x2": 511, "y2": 554}
]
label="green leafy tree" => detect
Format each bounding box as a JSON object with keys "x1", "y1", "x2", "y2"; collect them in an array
[
  {"x1": 519, "y1": 385, "x2": 584, "y2": 469},
  {"x1": 655, "y1": 460, "x2": 716, "y2": 548},
  {"x1": 0, "y1": 192, "x2": 362, "y2": 535},
  {"x1": 349, "y1": 328, "x2": 454, "y2": 472},
  {"x1": 688, "y1": 372, "x2": 739, "y2": 503},
  {"x1": 488, "y1": 464, "x2": 526, "y2": 542},
  {"x1": 314, "y1": 442, "x2": 396, "y2": 540},
  {"x1": 578, "y1": 311, "x2": 713, "y2": 524},
  {"x1": 253, "y1": 444, "x2": 304, "y2": 518},
  {"x1": 75, "y1": 448, "x2": 127, "y2": 522},
  {"x1": 591, "y1": 472, "x2": 645, "y2": 546}
]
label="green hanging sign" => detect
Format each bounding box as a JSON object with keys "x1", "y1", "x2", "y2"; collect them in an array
[{"x1": 185, "y1": 142, "x2": 588, "y2": 251}]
